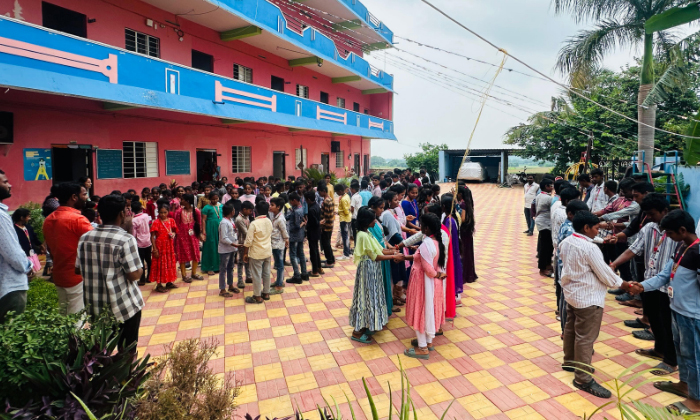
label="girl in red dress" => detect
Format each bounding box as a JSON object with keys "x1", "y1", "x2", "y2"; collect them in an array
[
  {"x1": 151, "y1": 204, "x2": 178, "y2": 293},
  {"x1": 174, "y1": 193, "x2": 204, "y2": 282}
]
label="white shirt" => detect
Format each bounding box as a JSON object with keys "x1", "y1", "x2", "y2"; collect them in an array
[
  {"x1": 524, "y1": 182, "x2": 539, "y2": 207},
  {"x1": 535, "y1": 193, "x2": 552, "y2": 231},
  {"x1": 551, "y1": 205, "x2": 567, "y2": 247},
  {"x1": 350, "y1": 193, "x2": 363, "y2": 219},
  {"x1": 560, "y1": 233, "x2": 623, "y2": 309},
  {"x1": 588, "y1": 183, "x2": 608, "y2": 213}
]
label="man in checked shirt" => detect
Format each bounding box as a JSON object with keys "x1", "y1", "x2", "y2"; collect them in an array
[{"x1": 76, "y1": 195, "x2": 144, "y2": 353}]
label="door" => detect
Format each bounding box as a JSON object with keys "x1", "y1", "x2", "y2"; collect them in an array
[
  {"x1": 320, "y1": 153, "x2": 330, "y2": 174},
  {"x1": 273, "y1": 152, "x2": 286, "y2": 180},
  {"x1": 52, "y1": 145, "x2": 93, "y2": 191},
  {"x1": 196, "y1": 149, "x2": 218, "y2": 182},
  {"x1": 363, "y1": 154, "x2": 370, "y2": 176},
  {"x1": 354, "y1": 153, "x2": 360, "y2": 175}
]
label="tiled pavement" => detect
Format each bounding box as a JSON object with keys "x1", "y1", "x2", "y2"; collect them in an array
[{"x1": 135, "y1": 183, "x2": 682, "y2": 419}]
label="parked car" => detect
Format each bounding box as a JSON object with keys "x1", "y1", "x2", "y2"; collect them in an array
[{"x1": 457, "y1": 162, "x2": 486, "y2": 182}]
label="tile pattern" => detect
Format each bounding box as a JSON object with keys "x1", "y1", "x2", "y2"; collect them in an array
[{"x1": 135, "y1": 183, "x2": 680, "y2": 419}]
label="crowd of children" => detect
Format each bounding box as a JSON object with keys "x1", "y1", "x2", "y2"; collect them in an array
[{"x1": 529, "y1": 169, "x2": 700, "y2": 413}]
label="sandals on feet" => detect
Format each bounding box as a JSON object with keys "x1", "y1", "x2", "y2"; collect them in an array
[
  {"x1": 573, "y1": 379, "x2": 611, "y2": 398},
  {"x1": 192, "y1": 274, "x2": 204, "y2": 280},
  {"x1": 624, "y1": 318, "x2": 650, "y2": 329},
  {"x1": 666, "y1": 401, "x2": 700, "y2": 415},
  {"x1": 228, "y1": 286, "x2": 240, "y2": 294},
  {"x1": 182, "y1": 276, "x2": 193, "y2": 283},
  {"x1": 633, "y1": 328, "x2": 655, "y2": 341},
  {"x1": 219, "y1": 290, "x2": 233, "y2": 298},
  {"x1": 654, "y1": 381, "x2": 689, "y2": 398},
  {"x1": 650, "y1": 362, "x2": 678, "y2": 376},
  {"x1": 165, "y1": 282, "x2": 178, "y2": 289},
  {"x1": 410, "y1": 339, "x2": 435, "y2": 351},
  {"x1": 351, "y1": 333, "x2": 373, "y2": 344},
  {"x1": 635, "y1": 348, "x2": 664, "y2": 361},
  {"x1": 267, "y1": 289, "x2": 284, "y2": 295},
  {"x1": 245, "y1": 296, "x2": 263, "y2": 304},
  {"x1": 155, "y1": 284, "x2": 167, "y2": 293},
  {"x1": 404, "y1": 347, "x2": 430, "y2": 360}
]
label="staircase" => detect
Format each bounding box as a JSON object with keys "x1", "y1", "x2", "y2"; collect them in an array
[{"x1": 633, "y1": 150, "x2": 686, "y2": 210}]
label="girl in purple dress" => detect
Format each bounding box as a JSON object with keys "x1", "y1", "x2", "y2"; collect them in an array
[{"x1": 441, "y1": 195, "x2": 463, "y2": 304}]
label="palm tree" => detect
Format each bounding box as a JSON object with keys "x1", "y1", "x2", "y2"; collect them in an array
[{"x1": 553, "y1": 0, "x2": 695, "y2": 168}]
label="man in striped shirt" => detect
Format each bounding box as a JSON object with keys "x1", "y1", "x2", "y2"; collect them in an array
[
  {"x1": 560, "y1": 211, "x2": 631, "y2": 399},
  {"x1": 610, "y1": 194, "x2": 676, "y2": 375}
]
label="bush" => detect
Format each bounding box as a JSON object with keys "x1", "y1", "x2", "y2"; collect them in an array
[
  {"x1": 17, "y1": 201, "x2": 45, "y2": 243},
  {"x1": 137, "y1": 339, "x2": 238, "y2": 420},
  {"x1": 25, "y1": 278, "x2": 58, "y2": 312}
]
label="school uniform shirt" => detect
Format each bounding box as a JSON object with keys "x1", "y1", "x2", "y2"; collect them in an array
[
  {"x1": 240, "y1": 194, "x2": 257, "y2": 205},
  {"x1": 244, "y1": 216, "x2": 273, "y2": 260},
  {"x1": 286, "y1": 205, "x2": 305, "y2": 242},
  {"x1": 338, "y1": 194, "x2": 352, "y2": 223},
  {"x1": 218, "y1": 217, "x2": 238, "y2": 254},
  {"x1": 523, "y1": 182, "x2": 539, "y2": 208},
  {"x1": 534, "y1": 193, "x2": 552, "y2": 231},
  {"x1": 587, "y1": 183, "x2": 608, "y2": 212},
  {"x1": 628, "y1": 222, "x2": 677, "y2": 284},
  {"x1": 131, "y1": 212, "x2": 152, "y2": 248},
  {"x1": 559, "y1": 233, "x2": 623, "y2": 309},
  {"x1": 641, "y1": 241, "x2": 700, "y2": 320},
  {"x1": 234, "y1": 214, "x2": 250, "y2": 245},
  {"x1": 551, "y1": 206, "x2": 567, "y2": 247},
  {"x1": 270, "y1": 212, "x2": 289, "y2": 250},
  {"x1": 351, "y1": 192, "x2": 363, "y2": 219},
  {"x1": 372, "y1": 186, "x2": 382, "y2": 198}
]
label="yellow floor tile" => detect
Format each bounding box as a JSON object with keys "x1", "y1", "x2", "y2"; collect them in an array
[
  {"x1": 254, "y1": 362, "x2": 284, "y2": 382},
  {"x1": 251, "y1": 338, "x2": 277, "y2": 352},
  {"x1": 340, "y1": 361, "x2": 372, "y2": 382},
  {"x1": 258, "y1": 395, "x2": 293, "y2": 419},
  {"x1": 458, "y1": 392, "x2": 501, "y2": 419},
  {"x1": 225, "y1": 354, "x2": 252, "y2": 371},
  {"x1": 148, "y1": 331, "x2": 177, "y2": 346},
  {"x1": 425, "y1": 360, "x2": 461, "y2": 379},
  {"x1": 465, "y1": 371, "x2": 503, "y2": 392},
  {"x1": 508, "y1": 380, "x2": 550, "y2": 404},
  {"x1": 286, "y1": 371, "x2": 318, "y2": 393}
]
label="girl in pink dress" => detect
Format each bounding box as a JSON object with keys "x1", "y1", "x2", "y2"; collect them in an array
[{"x1": 402, "y1": 213, "x2": 447, "y2": 360}]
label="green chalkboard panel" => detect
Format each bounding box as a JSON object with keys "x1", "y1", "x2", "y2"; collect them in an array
[
  {"x1": 165, "y1": 150, "x2": 190, "y2": 175},
  {"x1": 96, "y1": 149, "x2": 123, "y2": 179}
]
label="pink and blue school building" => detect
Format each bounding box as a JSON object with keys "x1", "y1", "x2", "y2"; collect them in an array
[{"x1": 0, "y1": 0, "x2": 396, "y2": 207}]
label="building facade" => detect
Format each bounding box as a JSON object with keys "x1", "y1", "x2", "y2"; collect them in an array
[{"x1": 0, "y1": 0, "x2": 396, "y2": 206}]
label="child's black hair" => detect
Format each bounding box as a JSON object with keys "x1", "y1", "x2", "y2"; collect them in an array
[
  {"x1": 256, "y1": 201, "x2": 269, "y2": 217},
  {"x1": 288, "y1": 192, "x2": 300, "y2": 203},
  {"x1": 270, "y1": 197, "x2": 285, "y2": 210},
  {"x1": 304, "y1": 190, "x2": 316, "y2": 203},
  {"x1": 540, "y1": 178, "x2": 554, "y2": 189},
  {"x1": 357, "y1": 207, "x2": 376, "y2": 231},
  {"x1": 382, "y1": 190, "x2": 397, "y2": 207},
  {"x1": 572, "y1": 211, "x2": 600, "y2": 232},
  {"x1": 240, "y1": 201, "x2": 255, "y2": 211},
  {"x1": 222, "y1": 202, "x2": 235, "y2": 217},
  {"x1": 604, "y1": 180, "x2": 618, "y2": 193},
  {"x1": 565, "y1": 200, "x2": 588, "y2": 216},
  {"x1": 390, "y1": 183, "x2": 406, "y2": 194},
  {"x1": 640, "y1": 193, "x2": 670, "y2": 213},
  {"x1": 81, "y1": 207, "x2": 96, "y2": 223},
  {"x1": 208, "y1": 192, "x2": 219, "y2": 200},
  {"x1": 420, "y1": 212, "x2": 446, "y2": 268},
  {"x1": 560, "y1": 187, "x2": 581, "y2": 205},
  {"x1": 431, "y1": 184, "x2": 440, "y2": 194},
  {"x1": 632, "y1": 182, "x2": 655, "y2": 194},
  {"x1": 440, "y1": 195, "x2": 458, "y2": 218},
  {"x1": 334, "y1": 183, "x2": 346, "y2": 195},
  {"x1": 379, "y1": 180, "x2": 387, "y2": 189},
  {"x1": 368, "y1": 196, "x2": 384, "y2": 209},
  {"x1": 131, "y1": 200, "x2": 143, "y2": 214},
  {"x1": 660, "y1": 210, "x2": 695, "y2": 233}
]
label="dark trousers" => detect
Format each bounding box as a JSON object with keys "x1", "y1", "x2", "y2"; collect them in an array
[
  {"x1": 602, "y1": 243, "x2": 632, "y2": 281},
  {"x1": 309, "y1": 238, "x2": 322, "y2": 273},
  {"x1": 138, "y1": 246, "x2": 152, "y2": 283},
  {"x1": 537, "y1": 229, "x2": 553, "y2": 270},
  {"x1": 644, "y1": 291, "x2": 677, "y2": 367},
  {"x1": 563, "y1": 304, "x2": 604, "y2": 384},
  {"x1": 524, "y1": 208, "x2": 534, "y2": 232},
  {"x1": 118, "y1": 310, "x2": 142, "y2": 353},
  {"x1": 0, "y1": 290, "x2": 27, "y2": 324},
  {"x1": 351, "y1": 219, "x2": 358, "y2": 244},
  {"x1": 321, "y1": 230, "x2": 335, "y2": 265}
]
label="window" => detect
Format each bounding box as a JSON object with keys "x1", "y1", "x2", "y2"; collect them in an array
[
  {"x1": 336, "y1": 151, "x2": 344, "y2": 168},
  {"x1": 125, "y1": 28, "x2": 159, "y2": 58},
  {"x1": 364, "y1": 109, "x2": 369, "y2": 114},
  {"x1": 337, "y1": 97, "x2": 346, "y2": 108},
  {"x1": 353, "y1": 102, "x2": 360, "y2": 112},
  {"x1": 320, "y1": 91, "x2": 329, "y2": 104},
  {"x1": 295, "y1": 148, "x2": 307, "y2": 170},
  {"x1": 192, "y1": 50, "x2": 214, "y2": 72},
  {"x1": 42, "y1": 2, "x2": 86, "y2": 37},
  {"x1": 271, "y1": 76, "x2": 285, "y2": 92},
  {"x1": 123, "y1": 141, "x2": 158, "y2": 179},
  {"x1": 296, "y1": 84, "x2": 309, "y2": 99},
  {"x1": 231, "y1": 146, "x2": 251, "y2": 173},
  {"x1": 234, "y1": 64, "x2": 253, "y2": 83}
]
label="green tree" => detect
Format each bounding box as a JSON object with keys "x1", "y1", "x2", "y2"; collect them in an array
[
  {"x1": 506, "y1": 65, "x2": 699, "y2": 174},
  {"x1": 553, "y1": 0, "x2": 696, "y2": 168},
  {"x1": 404, "y1": 143, "x2": 448, "y2": 175},
  {"x1": 370, "y1": 156, "x2": 386, "y2": 166}
]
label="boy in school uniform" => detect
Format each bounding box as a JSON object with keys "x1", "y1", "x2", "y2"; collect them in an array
[
  {"x1": 285, "y1": 192, "x2": 308, "y2": 284},
  {"x1": 243, "y1": 201, "x2": 281, "y2": 304},
  {"x1": 269, "y1": 197, "x2": 289, "y2": 291},
  {"x1": 305, "y1": 190, "x2": 323, "y2": 276},
  {"x1": 218, "y1": 202, "x2": 240, "y2": 297},
  {"x1": 319, "y1": 185, "x2": 336, "y2": 269},
  {"x1": 560, "y1": 211, "x2": 631, "y2": 399},
  {"x1": 235, "y1": 201, "x2": 254, "y2": 288},
  {"x1": 350, "y1": 182, "x2": 362, "y2": 243},
  {"x1": 630, "y1": 210, "x2": 700, "y2": 415},
  {"x1": 336, "y1": 183, "x2": 352, "y2": 261}
]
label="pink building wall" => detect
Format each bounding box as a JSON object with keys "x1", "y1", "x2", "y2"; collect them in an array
[
  {"x1": 0, "y1": 0, "x2": 390, "y2": 117},
  {"x1": 0, "y1": 91, "x2": 370, "y2": 208}
]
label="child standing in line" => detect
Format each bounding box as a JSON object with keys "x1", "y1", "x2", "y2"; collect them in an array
[
  {"x1": 560, "y1": 211, "x2": 630, "y2": 399},
  {"x1": 174, "y1": 194, "x2": 204, "y2": 282},
  {"x1": 350, "y1": 182, "x2": 362, "y2": 243},
  {"x1": 240, "y1": 183, "x2": 257, "y2": 205},
  {"x1": 201, "y1": 192, "x2": 222, "y2": 275},
  {"x1": 349, "y1": 207, "x2": 401, "y2": 344},
  {"x1": 306, "y1": 190, "x2": 323, "y2": 277},
  {"x1": 236, "y1": 201, "x2": 254, "y2": 287},
  {"x1": 336, "y1": 183, "x2": 352, "y2": 261},
  {"x1": 150, "y1": 204, "x2": 178, "y2": 293},
  {"x1": 285, "y1": 192, "x2": 308, "y2": 284},
  {"x1": 269, "y1": 197, "x2": 289, "y2": 291},
  {"x1": 131, "y1": 201, "x2": 152, "y2": 286},
  {"x1": 218, "y1": 202, "x2": 240, "y2": 297},
  {"x1": 243, "y1": 201, "x2": 282, "y2": 304}
]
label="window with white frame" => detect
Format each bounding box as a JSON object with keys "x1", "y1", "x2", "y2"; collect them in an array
[
  {"x1": 336, "y1": 97, "x2": 346, "y2": 108},
  {"x1": 233, "y1": 64, "x2": 253, "y2": 83},
  {"x1": 336, "y1": 151, "x2": 344, "y2": 168},
  {"x1": 295, "y1": 148, "x2": 307, "y2": 170},
  {"x1": 296, "y1": 84, "x2": 309, "y2": 99},
  {"x1": 123, "y1": 141, "x2": 158, "y2": 178},
  {"x1": 125, "y1": 28, "x2": 160, "y2": 58},
  {"x1": 231, "y1": 146, "x2": 251, "y2": 173}
]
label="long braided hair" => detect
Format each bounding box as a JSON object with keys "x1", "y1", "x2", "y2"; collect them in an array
[{"x1": 420, "y1": 213, "x2": 446, "y2": 268}]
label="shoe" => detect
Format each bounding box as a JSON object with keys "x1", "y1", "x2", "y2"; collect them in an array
[
  {"x1": 321, "y1": 263, "x2": 334, "y2": 269},
  {"x1": 619, "y1": 299, "x2": 643, "y2": 308},
  {"x1": 633, "y1": 329, "x2": 655, "y2": 341},
  {"x1": 523, "y1": 229, "x2": 530, "y2": 233},
  {"x1": 301, "y1": 274, "x2": 310, "y2": 281},
  {"x1": 137, "y1": 280, "x2": 147, "y2": 286},
  {"x1": 616, "y1": 292, "x2": 634, "y2": 302},
  {"x1": 309, "y1": 273, "x2": 320, "y2": 278},
  {"x1": 624, "y1": 318, "x2": 650, "y2": 329},
  {"x1": 539, "y1": 270, "x2": 552, "y2": 277},
  {"x1": 284, "y1": 261, "x2": 292, "y2": 267},
  {"x1": 527, "y1": 232, "x2": 534, "y2": 236},
  {"x1": 286, "y1": 276, "x2": 303, "y2": 285},
  {"x1": 237, "y1": 282, "x2": 245, "y2": 289},
  {"x1": 245, "y1": 278, "x2": 253, "y2": 284},
  {"x1": 318, "y1": 268, "x2": 325, "y2": 275},
  {"x1": 336, "y1": 256, "x2": 350, "y2": 261},
  {"x1": 608, "y1": 288, "x2": 625, "y2": 295}
]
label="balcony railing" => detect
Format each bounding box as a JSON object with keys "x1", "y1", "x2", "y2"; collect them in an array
[{"x1": 0, "y1": 16, "x2": 396, "y2": 140}]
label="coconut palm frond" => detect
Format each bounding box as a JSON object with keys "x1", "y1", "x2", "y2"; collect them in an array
[{"x1": 643, "y1": 30, "x2": 700, "y2": 106}]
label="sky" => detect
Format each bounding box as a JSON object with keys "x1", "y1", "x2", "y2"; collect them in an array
[{"x1": 359, "y1": 0, "x2": 673, "y2": 158}]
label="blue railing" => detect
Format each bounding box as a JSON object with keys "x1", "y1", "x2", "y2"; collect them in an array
[
  {"x1": 0, "y1": 17, "x2": 396, "y2": 140},
  {"x1": 337, "y1": 0, "x2": 394, "y2": 44}
]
